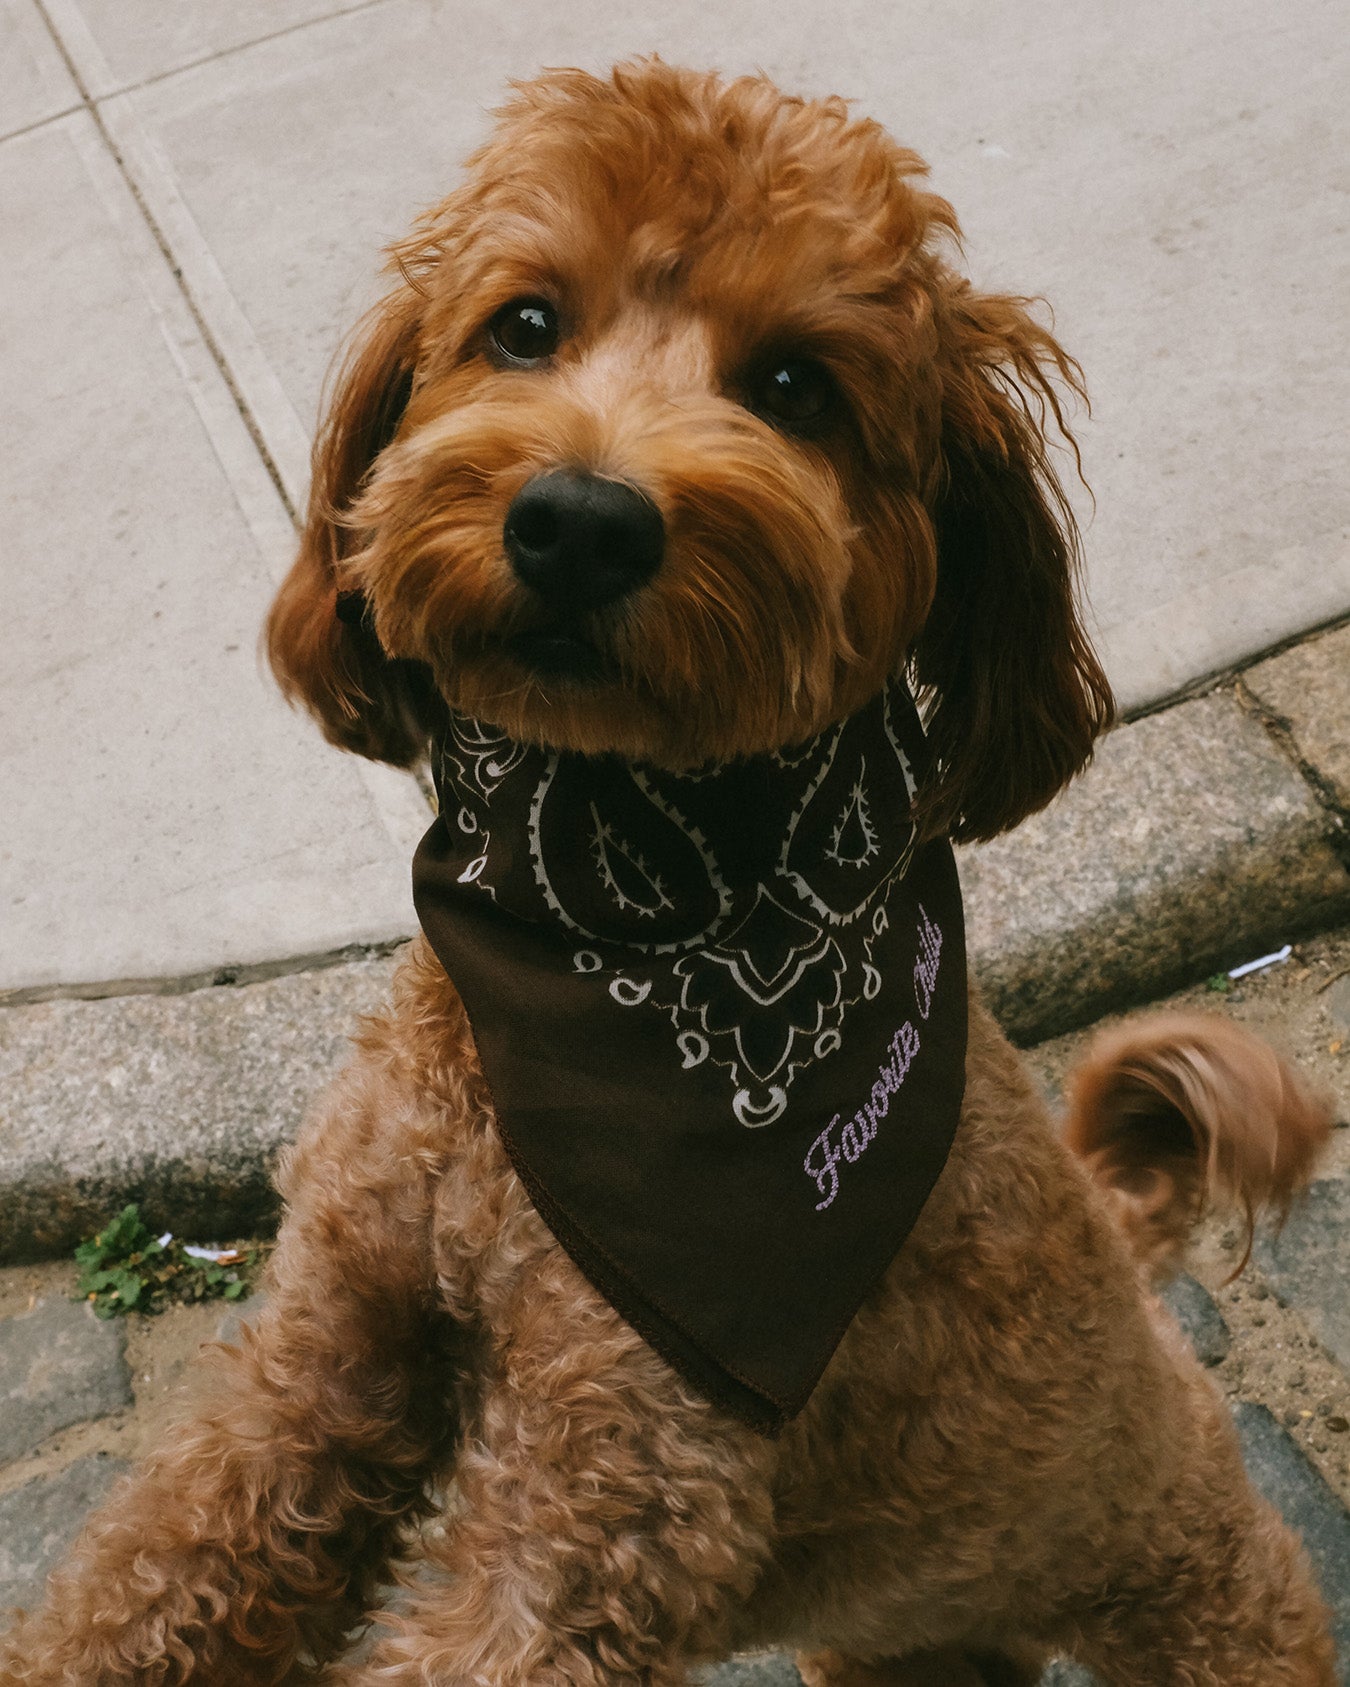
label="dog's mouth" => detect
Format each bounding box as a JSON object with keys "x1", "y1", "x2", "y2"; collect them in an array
[{"x1": 500, "y1": 625, "x2": 615, "y2": 686}]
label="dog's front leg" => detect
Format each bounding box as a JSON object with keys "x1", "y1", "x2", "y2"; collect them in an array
[
  {"x1": 322, "y1": 1325, "x2": 781, "y2": 1687},
  {"x1": 0, "y1": 1060, "x2": 460, "y2": 1687}
]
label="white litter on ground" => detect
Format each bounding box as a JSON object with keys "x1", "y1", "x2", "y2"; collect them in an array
[{"x1": 1228, "y1": 945, "x2": 1294, "y2": 981}]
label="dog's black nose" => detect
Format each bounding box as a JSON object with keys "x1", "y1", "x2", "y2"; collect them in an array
[{"x1": 504, "y1": 471, "x2": 664, "y2": 610}]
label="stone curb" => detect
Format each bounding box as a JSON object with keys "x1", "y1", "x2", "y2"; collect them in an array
[
  {"x1": 962, "y1": 620, "x2": 1350, "y2": 1043},
  {"x1": 0, "y1": 957, "x2": 401, "y2": 1265},
  {"x1": 2, "y1": 630, "x2": 1349, "y2": 1264},
  {"x1": 964, "y1": 675, "x2": 1350, "y2": 1044}
]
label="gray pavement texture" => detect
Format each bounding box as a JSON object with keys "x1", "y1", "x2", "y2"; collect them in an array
[
  {"x1": 702, "y1": 1656, "x2": 804, "y2": 1686},
  {"x1": 1246, "y1": 625, "x2": 1350, "y2": 816},
  {"x1": 0, "y1": 1454, "x2": 129, "y2": 1617},
  {"x1": 1234, "y1": 1403, "x2": 1350, "y2": 1667},
  {"x1": 1161, "y1": 1273, "x2": 1232, "y2": 1369},
  {"x1": 1329, "y1": 977, "x2": 1350, "y2": 1041},
  {"x1": 0, "y1": 1297, "x2": 130, "y2": 1464},
  {"x1": 1257, "y1": 1182, "x2": 1350, "y2": 1377}
]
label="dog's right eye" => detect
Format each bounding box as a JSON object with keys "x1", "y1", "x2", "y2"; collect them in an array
[
  {"x1": 489, "y1": 299, "x2": 561, "y2": 365},
  {"x1": 753, "y1": 358, "x2": 835, "y2": 431}
]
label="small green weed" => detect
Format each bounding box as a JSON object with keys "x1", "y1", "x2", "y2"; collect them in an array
[
  {"x1": 74, "y1": 1204, "x2": 268, "y2": 1319},
  {"x1": 1205, "y1": 973, "x2": 1232, "y2": 994}
]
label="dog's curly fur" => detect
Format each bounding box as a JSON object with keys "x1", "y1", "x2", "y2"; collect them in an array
[{"x1": 2, "y1": 60, "x2": 1337, "y2": 1686}]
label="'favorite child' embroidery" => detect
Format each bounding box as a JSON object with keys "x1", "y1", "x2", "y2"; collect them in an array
[{"x1": 805, "y1": 906, "x2": 942, "y2": 1212}]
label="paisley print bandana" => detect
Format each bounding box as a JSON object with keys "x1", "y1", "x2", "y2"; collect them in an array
[{"x1": 412, "y1": 677, "x2": 967, "y2": 1431}]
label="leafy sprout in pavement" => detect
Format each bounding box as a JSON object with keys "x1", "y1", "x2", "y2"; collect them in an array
[{"x1": 74, "y1": 1203, "x2": 268, "y2": 1319}]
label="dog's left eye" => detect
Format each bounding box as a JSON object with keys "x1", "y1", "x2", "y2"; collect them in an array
[
  {"x1": 489, "y1": 298, "x2": 561, "y2": 365},
  {"x1": 754, "y1": 359, "x2": 835, "y2": 430}
]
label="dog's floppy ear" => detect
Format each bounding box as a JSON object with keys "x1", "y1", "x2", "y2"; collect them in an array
[
  {"x1": 266, "y1": 292, "x2": 440, "y2": 765},
  {"x1": 910, "y1": 286, "x2": 1114, "y2": 843}
]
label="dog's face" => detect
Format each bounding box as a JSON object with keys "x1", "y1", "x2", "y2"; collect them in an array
[{"x1": 268, "y1": 61, "x2": 1112, "y2": 841}]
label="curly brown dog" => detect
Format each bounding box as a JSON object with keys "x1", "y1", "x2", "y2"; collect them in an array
[{"x1": 1, "y1": 60, "x2": 1337, "y2": 1687}]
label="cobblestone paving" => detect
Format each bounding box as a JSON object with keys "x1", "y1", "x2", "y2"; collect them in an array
[
  {"x1": 3, "y1": 928, "x2": 1348, "y2": 1681},
  {"x1": 0, "y1": 1296, "x2": 131, "y2": 1466}
]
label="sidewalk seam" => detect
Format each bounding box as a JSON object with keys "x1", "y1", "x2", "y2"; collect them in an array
[
  {"x1": 0, "y1": 940, "x2": 410, "y2": 1012},
  {"x1": 31, "y1": 0, "x2": 301, "y2": 525},
  {"x1": 29, "y1": 0, "x2": 436, "y2": 882},
  {"x1": 1121, "y1": 603, "x2": 1350, "y2": 729},
  {"x1": 73, "y1": 0, "x2": 398, "y2": 103},
  {"x1": 0, "y1": 103, "x2": 85, "y2": 145}
]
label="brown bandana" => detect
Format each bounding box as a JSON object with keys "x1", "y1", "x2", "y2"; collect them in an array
[{"x1": 412, "y1": 678, "x2": 967, "y2": 1431}]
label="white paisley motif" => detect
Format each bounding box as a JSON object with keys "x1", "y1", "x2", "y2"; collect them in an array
[
  {"x1": 662, "y1": 884, "x2": 845, "y2": 1110},
  {"x1": 677, "y1": 1031, "x2": 710, "y2": 1068},
  {"x1": 777, "y1": 718, "x2": 918, "y2": 928},
  {"x1": 526, "y1": 758, "x2": 729, "y2": 952},
  {"x1": 734, "y1": 1086, "x2": 788, "y2": 1128},
  {"x1": 589, "y1": 802, "x2": 673, "y2": 917},
  {"x1": 825, "y1": 764, "x2": 879, "y2": 868}
]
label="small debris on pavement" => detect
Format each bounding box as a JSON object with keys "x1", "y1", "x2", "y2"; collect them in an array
[{"x1": 1228, "y1": 944, "x2": 1293, "y2": 981}]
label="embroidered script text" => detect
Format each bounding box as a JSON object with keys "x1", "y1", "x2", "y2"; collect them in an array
[{"x1": 805, "y1": 907, "x2": 943, "y2": 1212}]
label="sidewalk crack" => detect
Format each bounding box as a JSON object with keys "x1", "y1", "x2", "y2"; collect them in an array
[
  {"x1": 1236, "y1": 679, "x2": 1350, "y2": 874},
  {"x1": 0, "y1": 940, "x2": 410, "y2": 1011}
]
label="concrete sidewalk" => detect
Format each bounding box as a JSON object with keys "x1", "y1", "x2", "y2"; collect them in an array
[{"x1": 3, "y1": 0, "x2": 1349, "y2": 1007}]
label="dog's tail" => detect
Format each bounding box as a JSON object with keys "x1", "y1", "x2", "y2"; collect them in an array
[{"x1": 1063, "y1": 1013, "x2": 1332, "y2": 1281}]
